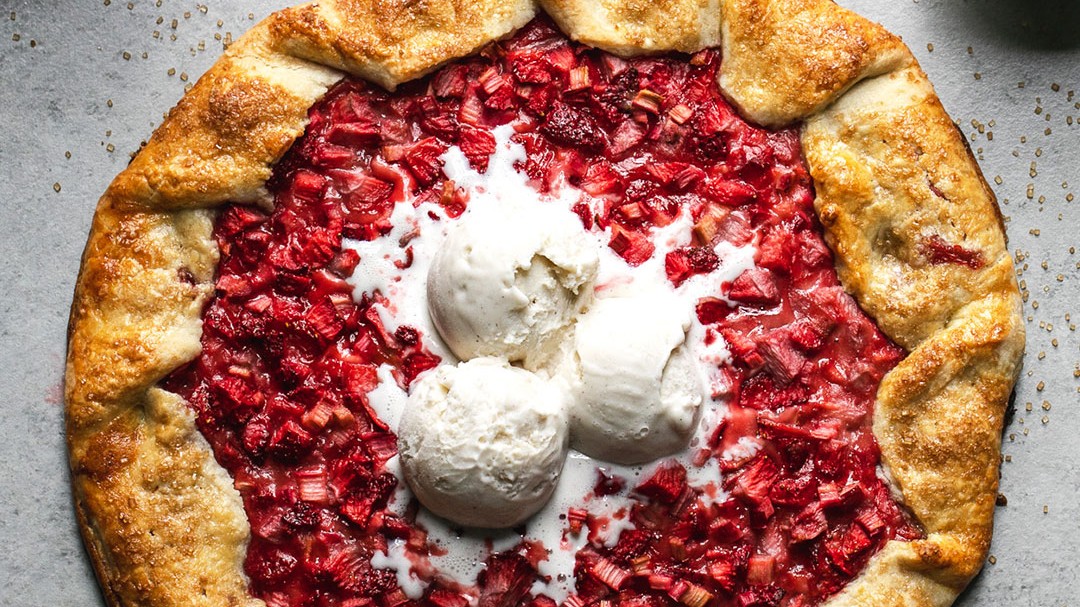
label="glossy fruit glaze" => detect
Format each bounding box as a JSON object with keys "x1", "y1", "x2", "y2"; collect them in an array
[{"x1": 163, "y1": 17, "x2": 921, "y2": 607}]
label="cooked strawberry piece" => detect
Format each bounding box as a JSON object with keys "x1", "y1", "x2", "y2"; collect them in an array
[
  {"x1": 428, "y1": 589, "x2": 470, "y2": 607},
  {"x1": 609, "y1": 224, "x2": 655, "y2": 266},
  {"x1": 459, "y1": 126, "x2": 498, "y2": 172},
  {"x1": 594, "y1": 469, "x2": 626, "y2": 497},
  {"x1": 726, "y1": 455, "x2": 779, "y2": 507},
  {"x1": 246, "y1": 548, "x2": 299, "y2": 586},
  {"x1": 581, "y1": 160, "x2": 623, "y2": 196},
  {"x1": 920, "y1": 234, "x2": 985, "y2": 269},
  {"x1": 401, "y1": 351, "x2": 441, "y2": 385},
  {"x1": 311, "y1": 143, "x2": 356, "y2": 168},
  {"x1": 403, "y1": 138, "x2": 447, "y2": 186},
  {"x1": 268, "y1": 419, "x2": 314, "y2": 460},
  {"x1": 710, "y1": 211, "x2": 755, "y2": 247},
  {"x1": 824, "y1": 524, "x2": 873, "y2": 575},
  {"x1": 217, "y1": 206, "x2": 268, "y2": 241},
  {"x1": 695, "y1": 298, "x2": 735, "y2": 325},
  {"x1": 728, "y1": 268, "x2": 780, "y2": 306},
  {"x1": 722, "y1": 327, "x2": 766, "y2": 370},
  {"x1": 328, "y1": 122, "x2": 382, "y2": 148},
  {"x1": 422, "y1": 112, "x2": 460, "y2": 139},
  {"x1": 476, "y1": 553, "x2": 534, "y2": 607},
  {"x1": 737, "y1": 374, "x2": 809, "y2": 411},
  {"x1": 754, "y1": 331, "x2": 807, "y2": 384},
  {"x1": 855, "y1": 508, "x2": 886, "y2": 535},
  {"x1": 541, "y1": 102, "x2": 605, "y2": 150},
  {"x1": 735, "y1": 586, "x2": 784, "y2": 607},
  {"x1": 484, "y1": 85, "x2": 517, "y2": 111},
  {"x1": 305, "y1": 300, "x2": 344, "y2": 340},
  {"x1": 328, "y1": 249, "x2": 361, "y2": 277},
  {"x1": 797, "y1": 232, "x2": 833, "y2": 270},
  {"x1": 706, "y1": 180, "x2": 757, "y2": 207},
  {"x1": 341, "y1": 362, "x2": 378, "y2": 401},
  {"x1": 509, "y1": 50, "x2": 554, "y2": 84},
  {"x1": 791, "y1": 502, "x2": 828, "y2": 542},
  {"x1": 432, "y1": 64, "x2": 469, "y2": 99},
  {"x1": 635, "y1": 461, "x2": 688, "y2": 504},
  {"x1": 665, "y1": 246, "x2": 719, "y2": 287},
  {"x1": 769, "y1": 473, "x2": 816, "y2": 508},
  {"x1": 608, "y1": 120, "x2": 647, "y2": 157}
]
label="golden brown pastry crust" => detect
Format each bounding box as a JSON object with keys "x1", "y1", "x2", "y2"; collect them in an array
[{"x1": 65, "y1": 1, "x2": 1024, "y2": 607}]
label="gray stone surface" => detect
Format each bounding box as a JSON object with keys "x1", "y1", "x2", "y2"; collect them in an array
[{"x1": 0, "y1": 1, "x2": 1075, "y2": 606}]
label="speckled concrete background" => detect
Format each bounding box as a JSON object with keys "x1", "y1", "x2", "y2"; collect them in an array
[{"x1": 0, "y1": 1, "x2": 1076, "y2": 606}]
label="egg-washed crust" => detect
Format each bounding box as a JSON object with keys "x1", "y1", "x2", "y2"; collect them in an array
[{"x1": 65, "y1": 1, "x2": 1024, "y2": 606}]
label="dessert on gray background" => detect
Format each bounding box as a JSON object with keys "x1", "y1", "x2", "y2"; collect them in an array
[{"x1": 0, "y1": 2, "x2": 1075, "y2": 605}]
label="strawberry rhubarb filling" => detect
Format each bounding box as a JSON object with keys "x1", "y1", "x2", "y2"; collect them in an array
[{"x1": 163, "y1": 18, "x2": 921, "y2": 607}]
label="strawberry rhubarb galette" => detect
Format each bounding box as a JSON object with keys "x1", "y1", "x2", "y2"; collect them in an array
[{"x1": 66, "y1": 3, "x2": 1024, "y2": 607}]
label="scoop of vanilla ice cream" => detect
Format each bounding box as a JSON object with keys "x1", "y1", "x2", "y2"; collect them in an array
[
  {"x1": 397, "y1": 357, "x2": 571, "y2": 528},
  {"x1": 563, "y1": 290, "x2": 703, "y2": 465},
  {"x1": 427, "y1": 200, "x2": 597, "y2": 370}
]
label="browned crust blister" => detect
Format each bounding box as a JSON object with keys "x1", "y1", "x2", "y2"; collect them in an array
[{"x1": 65, "y1": 1, "x2": 1024, "y2": 606}]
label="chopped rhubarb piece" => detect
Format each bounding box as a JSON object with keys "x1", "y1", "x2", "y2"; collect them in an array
[
  {"x1": 568, "y1": 507, "x2": 589, "y2": 534},
  {"x1": 301, "y1": 401, "x2": 334, "y2": 431},
  {"x1": 568, "y1": 65, "x2": 591, "y2": 92},
  {"x1": 746, "y1": 554, "x2": 775, "y2": 585},
  {"x1": 590, "y1": 557, "x2": 631, "y2": 590},
  {"x1": 296, "y1": 465, "x2": 330, "y2": 504},
  {"x1": 648, "y1": 573, "x2": 674, "y2": 591},
  {"x1": 629, "y1": 554, "x2": 652, "y2": 575},
  {"x1": 459, "y1": 93, "x2": 484, "y2": 125},
  {"x1": 632, "y1": 89, "x2": 663, "y2": 114},
  {"x1": 668, "y1": 103, "x2": 694, "y2": 125}
]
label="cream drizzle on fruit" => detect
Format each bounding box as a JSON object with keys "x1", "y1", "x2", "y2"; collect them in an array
[{"x1": 342, "y1": 125, "x2": 758, "y2": 603}]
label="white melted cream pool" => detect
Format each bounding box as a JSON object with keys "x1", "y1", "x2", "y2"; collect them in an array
[{"x1": 342, "y1": 124, "x2": 759, "y2": 603}]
